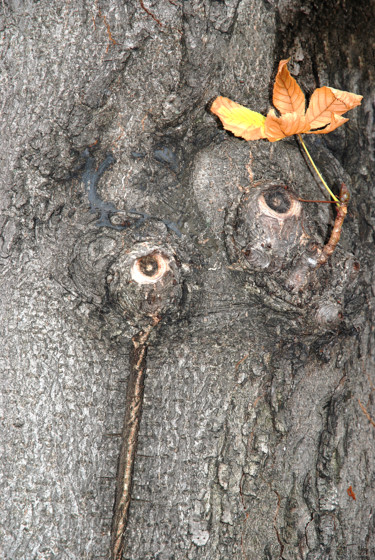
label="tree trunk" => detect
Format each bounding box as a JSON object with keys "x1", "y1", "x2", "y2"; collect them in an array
[{"x1": 1, "y1": 1, "x2": 374, "y2": 559}]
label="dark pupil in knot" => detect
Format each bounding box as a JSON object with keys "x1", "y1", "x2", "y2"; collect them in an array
[
  {"x1": 138, "y1": 255, "x2": 159, "y2": 276},
  {"x1": 264, "y1": 190, "x2": 291, "y2": 213}
]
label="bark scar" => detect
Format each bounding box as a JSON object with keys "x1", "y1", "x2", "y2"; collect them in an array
[{"x1": 80, "y1": 149, "x2": 182, "y2": 235}]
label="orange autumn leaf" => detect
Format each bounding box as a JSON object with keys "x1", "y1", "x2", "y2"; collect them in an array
[
  {"x1": 272, "y1": 58, "x2": 305, "y2": 116},
  {"x1": 305, "y1": 86, "x2": 360, "y2": 130},
  {"x1": 264, "y1": 109, "x2": 310, "y2": 142},
  {"x1": 210, "y1": 59, "x2": 362, "y2": 142},
  {"x1": 210, "y1": 96, "x2": 266, "y2": 140},
  {"x1": 309, "y1": 113, "x2": 349, "y2": 135}
]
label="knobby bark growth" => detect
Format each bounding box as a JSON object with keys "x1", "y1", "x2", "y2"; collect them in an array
[{"x1": 1, "y1": 1, "x2": 374, "y2": 559}]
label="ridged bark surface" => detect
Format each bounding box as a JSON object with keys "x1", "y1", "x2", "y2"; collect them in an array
[{"x1": 1, "y1": 1, "x2": 374, "y2": 559}]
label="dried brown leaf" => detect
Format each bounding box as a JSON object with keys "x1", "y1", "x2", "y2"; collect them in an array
[
  {"x1": 307, "y1": 113, "x2": 349, "y2": 135},
  {"x1": 210, "y1": 59, "x2": 362, "y2": 143},
  {"x1": 265, "y1": 109, "x2": 310, "y2": 142},
  {"x1": 305, "y1": 86, "x2": 362, "y2": 130},
  {"x1": 272, "y1": 58, "x2": 305, "y2": 116}
]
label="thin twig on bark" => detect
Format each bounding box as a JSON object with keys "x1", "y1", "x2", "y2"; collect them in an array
[
  {"x1": 139, "y1": 0, "x2": 163, "y2": 27},
  {"x1": 111, "y1": 317, "x2": 160, "y2": 560},
  {"x1": 358, "y1": 398, "x2": 375, "y2": 429},
  {"x1": 316, "y1": 182, "x2": 350, "y2": 267}
]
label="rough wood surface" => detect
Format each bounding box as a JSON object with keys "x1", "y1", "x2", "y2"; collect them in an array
[{"x1": 1, "y1": 1, "x2": 374, "y2": 559}]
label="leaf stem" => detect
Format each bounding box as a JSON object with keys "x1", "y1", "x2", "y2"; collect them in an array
[{"x1": 297, "y1": 134, "x2": 340, "y2": 204}]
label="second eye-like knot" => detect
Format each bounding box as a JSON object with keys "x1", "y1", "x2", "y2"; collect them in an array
[
  {"x1": 107, "y1": 243, "x2": 186, "y2": 326},
  {"x1": 258, "y1": 187, "x2": 301, "y2": 220},
  {"x1": 225, "y1": 184, "x2": 306, "y2": 272},
  {"x1": 131, "y1": 253, "x2": 169, "y2": 284},
  {"x1": 263, "y1": 189, "x2": 291, "y2": 213}
]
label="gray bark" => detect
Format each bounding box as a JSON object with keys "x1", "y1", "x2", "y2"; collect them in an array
[{"x1": 1, "y1": 1, "x2": 374, "y2": 559}]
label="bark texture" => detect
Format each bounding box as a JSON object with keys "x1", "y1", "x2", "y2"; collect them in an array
[{"x1": 1, "y1": 1, "x2": 374, "y2": 559}]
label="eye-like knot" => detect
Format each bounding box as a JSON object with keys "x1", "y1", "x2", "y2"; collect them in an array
[
  {"x1": 258, "y1": 187, "x2": 301, "y2": 220},
  {"x1": 224, "y1": 184, "x2": 306, "y2": 273},
  {"x1": 131, "y1": 253, "x2": 169, "y2": 284},
  {"x1": 107, "y1": 242, "x2": 186, "y2": 326}
]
